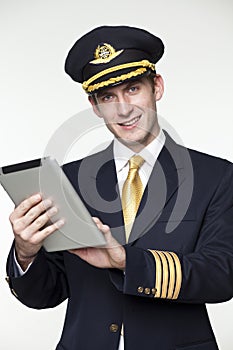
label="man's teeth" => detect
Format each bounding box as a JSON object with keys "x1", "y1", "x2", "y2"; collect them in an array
[{"x1": 121, "y1": 117, "x2": 140, "y2": 126}]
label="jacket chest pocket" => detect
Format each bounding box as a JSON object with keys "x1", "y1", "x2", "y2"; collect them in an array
[{"x1": 175, "y1": 339, "x2": 218, "y2": 350}]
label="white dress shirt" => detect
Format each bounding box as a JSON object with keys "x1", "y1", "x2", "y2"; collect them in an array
[
  {"x1": 114, "y1": 129, "x2": 166, "y2": 197},
  {"x1": 14, "y1": 130, "x2": 166, "y2": 350},
  {"x1": 114, "y1": 129, "x2": 165, "y2": 350}
]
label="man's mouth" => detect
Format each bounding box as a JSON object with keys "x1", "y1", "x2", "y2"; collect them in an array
[{"x1": 118, "y1": 116, "x2": 141, "y2": 127}]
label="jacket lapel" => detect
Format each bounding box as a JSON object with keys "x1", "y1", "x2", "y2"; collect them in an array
[{"x1": 128, "y1": 133, "x2": 187, "y2": 243}]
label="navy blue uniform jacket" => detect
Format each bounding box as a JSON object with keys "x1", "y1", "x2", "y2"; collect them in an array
[{"x1": 6, "y1": 134, "x2": 233, "y2": 350}]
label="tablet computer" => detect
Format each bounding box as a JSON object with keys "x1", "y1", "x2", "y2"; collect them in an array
[{"x1": 0, "y1": 157, "x2": 106, "y2": 252}]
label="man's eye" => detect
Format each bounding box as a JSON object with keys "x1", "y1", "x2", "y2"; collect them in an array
[
  {"x1": 101, "y1": 95, "x2": 113, "y2": 102},
  {"x1": 129, "y1": 86, "x2": 138, "y2": 93}
]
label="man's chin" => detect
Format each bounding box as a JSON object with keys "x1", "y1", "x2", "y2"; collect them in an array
[{"x1": 117, "y1": 137, "x2": 144, "y2": 151}]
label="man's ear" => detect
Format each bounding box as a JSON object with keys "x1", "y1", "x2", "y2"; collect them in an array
[
  {"x1": 154, "y1": 74, "x2": 164, "y2": 101},
  {"x1": 88, "y1": 95, "x2": 102, "y2": 118}
]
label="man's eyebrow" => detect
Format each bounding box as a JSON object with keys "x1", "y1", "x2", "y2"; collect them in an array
[
  {"x1": 96, "y1": 79, "x2": 142, "y2": 98},
  {"x1": 123, "y1": 80, "x2": 142, "y2": 89},
  {"x1": 96, "y1": 90, "x2": 112, "y2": 98}
]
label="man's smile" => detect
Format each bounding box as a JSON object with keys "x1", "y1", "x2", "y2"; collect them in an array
[{"x1": 117, "y1": 116, "x2": 141, "y2": 129}]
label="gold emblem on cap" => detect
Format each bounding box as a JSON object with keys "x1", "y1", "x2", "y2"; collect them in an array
[{"x1": 90, "y1": 43, "x2": 123, "y2": 64}]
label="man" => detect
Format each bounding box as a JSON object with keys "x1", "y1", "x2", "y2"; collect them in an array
[{"x1": 6, "y1": 26, "x2": 233, "y2": 350}]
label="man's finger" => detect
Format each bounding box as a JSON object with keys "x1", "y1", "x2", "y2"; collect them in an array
[
  {"x1": 23, "y1": 199, "x2": 53, "y2": 227},
  {"x1": 24, "y1": 206, "x2": 59, "y2": 236},
  {"x1": 92, "y1": 217, "x2": 111, "y2": 237},
  {"x1": 9, "y1": 194, "x2": 42, "y2": 221},
  {"x1": 31, "y1": 218, "x2": 65, "y2": 244}
]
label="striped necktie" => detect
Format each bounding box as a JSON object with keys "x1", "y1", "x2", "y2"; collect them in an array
[{"x1": 122, "y1": 155, "x2": 145, "y2": 242}]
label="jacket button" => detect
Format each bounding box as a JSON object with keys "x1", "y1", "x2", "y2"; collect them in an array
[
  {"x1": 110, "y1": 324, "x2": 119, "y2": 333},
  {"x1": 137, "y1": 286, "x2": 144, "y2": 293},
  {"x1": 144, "y1": 288, "x2": 151, "y2": 295},
  {"x1": 152, "y1": 288, "x2": 157, "y2": 295},
  {"x1": 5, "y1": 276, "x2": 10, "y2": 284}
]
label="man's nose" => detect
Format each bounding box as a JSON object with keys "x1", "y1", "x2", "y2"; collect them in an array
[{"x1": 116, "y1": 101, "x2": 134, "y2": 118}]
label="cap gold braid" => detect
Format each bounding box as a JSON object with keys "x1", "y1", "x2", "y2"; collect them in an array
[{"x1": 82, "y1": 60, "x2": 155, "y2": 93}]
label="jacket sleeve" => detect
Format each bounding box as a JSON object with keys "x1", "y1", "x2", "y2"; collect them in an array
[
  {"x1": 110, "y1": 163, "x2": 233, "y2": 304},
  {"x1": 6, "y1": 245, "x2": 69, "y2": 309}
]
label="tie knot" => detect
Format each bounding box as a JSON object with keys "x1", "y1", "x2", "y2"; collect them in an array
[{"x1": 129, "y1": 155, "x2": 145, "y2": 170}]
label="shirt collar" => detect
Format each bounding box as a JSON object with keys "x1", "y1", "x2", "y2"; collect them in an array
[{"x1": 113, "y1": 128, "x2": 166, "y2": 173}]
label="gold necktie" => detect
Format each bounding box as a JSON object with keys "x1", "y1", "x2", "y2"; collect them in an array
[{"x1": 122, "y1": 155, "x2": 145, "y2": 242}]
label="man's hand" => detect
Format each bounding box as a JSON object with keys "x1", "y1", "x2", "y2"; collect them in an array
[
  {"x1": 69, "y1": 217, "x2": 126, "y2": 270},
  {"x1": 9, "y1": 193, "x2": 64, "y2": 271}
]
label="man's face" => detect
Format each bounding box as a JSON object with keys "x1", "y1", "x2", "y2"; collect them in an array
[{"x1": 89, "y1": 75, "x2": 164, "y2": 152}]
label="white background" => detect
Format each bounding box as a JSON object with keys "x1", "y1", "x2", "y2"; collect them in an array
[{"x1": 0, "y1": 0, "x2": 233, "y2": 349}]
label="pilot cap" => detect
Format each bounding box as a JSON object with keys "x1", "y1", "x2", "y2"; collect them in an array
[{"x1": 65, "y1": 25, "x2": 164, "y2": 94}]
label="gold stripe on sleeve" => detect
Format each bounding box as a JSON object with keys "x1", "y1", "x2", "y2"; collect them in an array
[
  {"x1": 149, "y1": 250, "x2": 182, "y2": 300},
  {"x1": 148, "y1": 250, "x2": 162, "y2": 298},
  {"x1": 156, "y1": 251, "x2": 169, "y2": 298},
  {"x1": 169, "y1": 252, "x2": 182, "y2": 299},
  {"x1": 163, "y1": 252, "x2": 176, "y2": 299}
]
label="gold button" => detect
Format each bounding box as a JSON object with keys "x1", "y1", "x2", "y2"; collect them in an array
[
  {"x1": 5, "y1": 276, "x2": 10, "y2": 284},
  {"x1": 137, "y1": 286, "x2": 144, "y2": 293},
  {"x1": 11, "y1": 289, "x2": 18, "y2": 298},
  {"x1": 152, "y1": 288, "x2": 157, "y2": 295},
  {"x1": 110, "y1": 323, "x2": 119, "y2": 333},
  {"x1": 144, "y1": 288, "x2": 151, "y2": 295}
]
